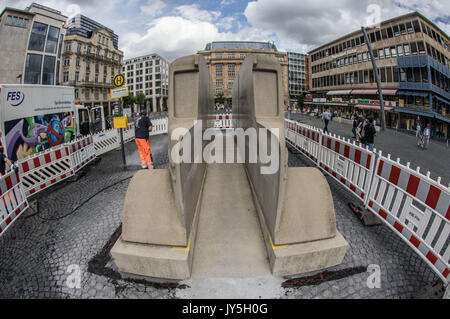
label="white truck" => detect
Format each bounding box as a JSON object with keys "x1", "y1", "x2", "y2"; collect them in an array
[{"x1": 0, "y1": 84, "x2": 104, "y2": 162}]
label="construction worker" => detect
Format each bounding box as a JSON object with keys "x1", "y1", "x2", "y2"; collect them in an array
[{"x1": 134, "y1": 111, "x2": 153, "y2": 169}]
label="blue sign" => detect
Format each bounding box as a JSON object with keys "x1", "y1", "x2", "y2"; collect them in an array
[{"x1": 7, "y1": 91, "x2": 25, "y2": 107}]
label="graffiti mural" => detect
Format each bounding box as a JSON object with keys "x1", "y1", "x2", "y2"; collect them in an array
[{"x1": 4, "y1": 112, "x2": 75, "y2": 162}]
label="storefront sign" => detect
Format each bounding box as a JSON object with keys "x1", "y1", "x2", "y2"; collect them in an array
[
  {"x1": 331, "y1": 97, "x2": 343, "y2": 102},
  {"x1": 313, "y1": 98, "x2": 327, "y2": 103},
  {"x1": 351, "y1": 99, "x2": 396, "y2": 107},
  {"x1": 332, "y1": 49, "x2": 357, "y2": 60}
]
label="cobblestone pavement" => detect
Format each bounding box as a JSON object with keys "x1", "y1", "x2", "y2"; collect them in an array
[
  {"x1": 287, "y1": 112, "x2": 450, "y2": 186},
  {"x1": 0, "y1": 134, "x2": 439, "y2": 299}
]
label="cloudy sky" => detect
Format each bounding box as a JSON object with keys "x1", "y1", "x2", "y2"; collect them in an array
[{"x1": 2, "y1": 0, "x2": 449, "y2": 61}]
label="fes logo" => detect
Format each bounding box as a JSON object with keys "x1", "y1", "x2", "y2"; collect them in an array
[{"x1": 7, "y1": 91, "x2": 25, "y2": 107}]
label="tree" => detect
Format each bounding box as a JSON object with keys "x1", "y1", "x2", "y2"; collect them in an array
[
  {"x1": 215, "y1": 92, "x2": 225, "y2": 106},
  {"x1": 135, "y1": 92, "x2": 146, "y2": 111},
  {"x1": 297, "y1": 93, "x2": 305, "y2": 110},
  {"x1": 123, "y1": 94, "x2": 135, "y2": 108}
]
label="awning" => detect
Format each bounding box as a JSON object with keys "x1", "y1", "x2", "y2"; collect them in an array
[
  {"x1": 398, "y1": 90, "x2": 428, "y2": 97},
  {"x1": 355, "y1": 104, "x2": 393, "y2": 111},
  {"x1": 351, "y1": 89, "x2": 397, "y2": 95},
  {"x1": 326, "y1": 90, "x2": 352, "y2": 96}
]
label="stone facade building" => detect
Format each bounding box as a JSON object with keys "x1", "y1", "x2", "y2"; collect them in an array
[
  {"x1": 62, "y1": 14, "x2": 123, "y2": 117},
  {"x1": 308, "y1": 12, "x2": 449, "y2": 139},
  {"x1": 198, "y1": 41, "x2": 289, "y2": 108}
]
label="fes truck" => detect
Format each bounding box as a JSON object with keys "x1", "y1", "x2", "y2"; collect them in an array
[{"x1": 0, "y1": 84, "x2": 106, "y2": 162}]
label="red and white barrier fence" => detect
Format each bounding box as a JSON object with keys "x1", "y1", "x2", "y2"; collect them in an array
[
  {"x1": 18, "y1": 145, "x2": 74, "y2": 197},
  {"x1": 285, "y1": 118, "x2": 449, "y2": 284},
  {"x1": 68, "y1": 135, "x2": 96, "y2": 172},
  {"x1": 214, "y1": 114, "x2": 233, "y2": 129},
  {"x1": 368, "y1": 154, "x2": 449, "y2": 283},
  {"x1": 0, "y1": 170, "x2": 28, "y2": 236}
]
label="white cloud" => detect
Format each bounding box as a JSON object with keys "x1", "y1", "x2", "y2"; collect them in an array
[
  {"x1": 121, "y1": 16, "x2": 224, "y2": 61},
  {"x1": 140, "y1": 0, "x2": 166, "y2": 17},
  {"x1": 175, "y1": 4, "x2": 221, "y2": 22}
]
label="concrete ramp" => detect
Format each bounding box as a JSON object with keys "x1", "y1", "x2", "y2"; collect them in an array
[{"x1": 191, "y1": 163, "x2": 270, "y2": 278}]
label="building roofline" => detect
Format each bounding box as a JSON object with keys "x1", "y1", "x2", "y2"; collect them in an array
[
  {"x1": 0, "y1": 7, "x2": 35, "y2": 18},
  {"x1": 123, "y1": 53, "x2": 169, "y2": 62},
  {"x1": 26, "y1": 2, "x2": 68, "y2": 18},
  {"x1": 308, "y1": 11, "x2": 449, "y2": 54}
]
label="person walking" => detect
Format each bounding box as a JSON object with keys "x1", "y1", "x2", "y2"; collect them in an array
[
  {"x1": 356, "y1": 112, "x2": 365, "y2": 142},
  {"x1": 352, "y1": 113, "x2": 358, "y2": 138},
  {"x1": 134, "y1": 111, "x2": 154, "y2": 169},
  {"x1": 362, "y1": 117, "x2": 377, "y2": 152},
  {"x1": 0, "y1": 146, "x2": 13, "y2": 176},
  {"x1": 322, "y1": 108, "x2": 331, "y2": 133}
]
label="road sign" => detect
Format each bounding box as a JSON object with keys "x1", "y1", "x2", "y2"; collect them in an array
[
  {"x1": 111, "y1": 86, "x2": 129, "y2": 99},
  {"x1": 113, "y1": 116, "x2": 128, "y2": 129},
  {"x1": 113, "y1": 74, "x2": 125, "y2": 87}
]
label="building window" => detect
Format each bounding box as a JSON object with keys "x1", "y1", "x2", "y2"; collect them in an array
[
  {"x1": 85, "y1": 73, "x2": 90, "y2": 82},
  {"x1": 404, "y1": 44, "x2": 410, "y2": 55},
  {"x1": 65, "y1": 42, "x2": 71, "y2": 52},
  {"x1": 75, "y1": 71, "x2": 79, "y2": 82},
  {"x1": 28, "y1": 22, "x2": 48, "y2": 51},
  {"x1": 63, "y1": 72, "x2": 69, "y2": 82},
  {"x1": 397, "y1": 45, "x2": 403, "y2": 56},
  {"x1": 24, "y1": 53, "x2": 43, "y2": 84},
  {"x1": 76, "y1": 57, "x2": 80, "y2": 67},
  {"x1": 45, "y1": 26, "x2": 60, "y2": 54},
  {"x1": 42, "y1": 55, "x2": 56, "y2": 85},
  {"x1": 75, "y1": 89, "x2": 79, "y2": 99},
  {"x1": 63, "y1": 57, "x2": 70, "y2": 66}
]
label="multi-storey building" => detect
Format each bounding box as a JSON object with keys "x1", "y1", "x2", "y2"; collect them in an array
[
  {"x1": 308, "y1": 12, "x2": 449, "y2": 140},
  {"x1": 287, "y1": 52, "x2": 308, "y2": 105},
  {"x1": 62, "y1": 14, "x2": 123, "y2": 117},
  {"x1": 123, "y1": 53, "x2": 169, "y2": 113},
  {"x1": 198, "y1": 41, "x2": 289, "y2": 108},
  {"x1": 0, "y1": 3, "x2": 67, "y2": 85}
]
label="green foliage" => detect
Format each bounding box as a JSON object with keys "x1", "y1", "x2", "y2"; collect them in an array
[
  {"x1": 135, "y1": 92, "x2": 146, "y2": 106},
  {"x1": 297, "y1": 93, "x2": 305, "y2": 109},
  {"x1": 123, "y1": 94, "x2": 135, "y2": 107},
  {"x1": 215, "y1": 92, "x2": 225, "y2": 105}
]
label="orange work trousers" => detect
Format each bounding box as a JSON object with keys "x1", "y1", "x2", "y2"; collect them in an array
[{"x1": 135, "y1": 138, "x2": 153, "y2": 168}]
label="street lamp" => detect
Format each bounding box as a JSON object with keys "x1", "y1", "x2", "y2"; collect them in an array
[{"x1": 361, "y1": 26, "x2": 386, "y2": 131}]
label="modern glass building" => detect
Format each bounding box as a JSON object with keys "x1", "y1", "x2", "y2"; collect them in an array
[
  {"x1": 0, "y1": 3, "x2": 67, "y2": 85},
  {"x1": 123, "y1": 53, "x2": 169, "y2": 113},
  {"x1": 287, "y1": 52, "x2": 308, "y2": 104}
]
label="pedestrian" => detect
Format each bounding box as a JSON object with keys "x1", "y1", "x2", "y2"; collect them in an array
[
  {"x1": 356, "y1": 112, "x2": 365, "y2": 142},
  {"x1": 423, "y1": 123, "x2": 431, "y2": 148},
  {"x1": 322, "y1": 108, "x2": 331, "y2": 133},
  {"x1": 352, "y1": 113, "x2": 358, "y2": 138},
  {"x1": 134, "y1": 111, "x2": 154, "y2": 169},
  {"x1": 416, "y1": 121, "x2": 421, "y2": 137},
  {"x1": 0, "y1": 146, "x2": 13, "y2": 176},
  {"x1": 362, "y1": 117, "x2": 377, "y2": 152}
]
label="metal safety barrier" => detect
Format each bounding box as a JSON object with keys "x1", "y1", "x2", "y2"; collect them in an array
[{"x1": 285, "y1": 118, "x2": 449, "y2": 284}]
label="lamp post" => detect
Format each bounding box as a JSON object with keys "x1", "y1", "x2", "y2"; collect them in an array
[{"x1": 361, "y1": 26, "x2": 386, "y2": 131}]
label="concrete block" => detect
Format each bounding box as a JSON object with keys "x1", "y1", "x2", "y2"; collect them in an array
[
  {"x1": 269, "y1": 232, "x2": 349, "y2": 276},
  {"x1": 111, "y1": 236, "x2": 192, "y2": 280}
]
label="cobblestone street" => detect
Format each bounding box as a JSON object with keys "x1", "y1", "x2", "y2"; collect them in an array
[{"x1": 0, "y1": 134, "x2": 440, "y2": 299}]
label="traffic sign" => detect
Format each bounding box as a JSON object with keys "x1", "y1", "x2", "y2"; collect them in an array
[
  {"x1": 113, "y1": 74, "x2": 125, "y2": 87},
  {"x1": 111, "y1": 86, "x2": 129, "y2": 99},
  {"x1": 113, "y1": 116, "x2": 128, "y2": 129}
]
